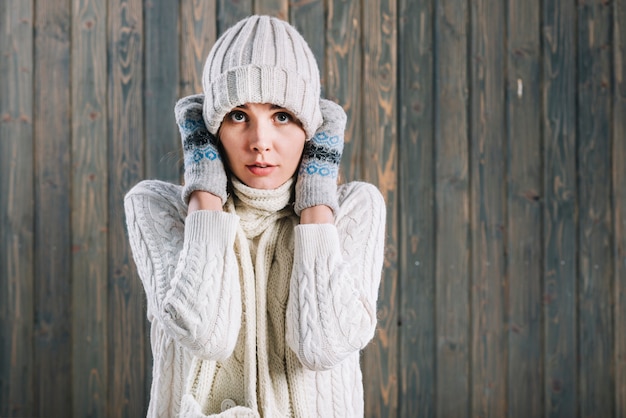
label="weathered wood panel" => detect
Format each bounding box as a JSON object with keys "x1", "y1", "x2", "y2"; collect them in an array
[
  {"x1": 361, "y1": 1, "x2": 398, "y2": 416},
  {"x1": 0, "y1": 2, "x2": 35, "y2": 417},
  {"x1": 470, "y1": 0, "x2": 507, "y2": 416},
  {"x1": 33, "y1": 1, "x2": 72, "y2": 416},
  {"x1": 2, "y1": 1, "x2": 626, "y2": 417},
  {"x1": 255, "y1": 0, "x2": 288, "y2": 21},
  {"x1": 145, "y1": 0, "x2": 180, "y2": 183},
  {"x1": 542, "y1": 0, "x2": 578, "y2": 416},
  {"x1": 435, "y1": 0, "x2": 471, "y2": 416},
  {"x1": 326, "y1": 0, "x2": 362, "y2": 183},
  {"x1": 506, "y1": 0, "x2": 543, "y2": 416},
  {"x1": 577, "y1": 1, "x2": 614, "y2": 417},
  {"x1": 398, "y1": 1, "x2": 434, "y2": 417},
  {"x1": 217, "y1": 0, "x2": 252, "y2": 33},
  {"x1": 180, "y1": 0, "x2": 216, "y2": 97},
  {"x1": 70, "y1": 0, "x2": 108, "y2": 416},
  {"x1": 107, "y1": 0, "x2": 146, "y2": 416},
  {"x1": 290, "y1": 0, "x2": 324, "y2": 90},
  {"x1": 615, "y1": 0, "x2": 626, "y2": 416}
]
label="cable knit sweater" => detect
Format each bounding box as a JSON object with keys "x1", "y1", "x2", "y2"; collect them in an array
[{"x1": 124, "y1": 178, "x2": 385, "y2": 418}]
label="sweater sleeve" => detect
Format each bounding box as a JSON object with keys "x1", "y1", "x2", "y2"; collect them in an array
[
  {"x1": 124, "y1": 180, "x2": 241, "y2": 360},
  {"x1": 286, "y1": 182, "x2": 386, "y2": 370}
]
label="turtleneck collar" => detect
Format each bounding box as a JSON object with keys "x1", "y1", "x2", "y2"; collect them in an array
[
  {"x1": 231, "y1": 177, "x2": 294, "y2": 213},
  {"x1": 230, "y1": 177, "x2": 295, "y2": 240}
]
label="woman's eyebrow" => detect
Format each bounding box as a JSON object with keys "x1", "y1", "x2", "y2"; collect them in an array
[{"x1": 233, "y1": 103, "x2": 287, "y2": 112}]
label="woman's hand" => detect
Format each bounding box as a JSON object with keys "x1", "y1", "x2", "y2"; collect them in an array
[
  {"x1": 295, "y1": 99, "x2": 346, "y2": 218},
  {"x1": 176, "y1": 94, "x2": 228, "y2": 207}
]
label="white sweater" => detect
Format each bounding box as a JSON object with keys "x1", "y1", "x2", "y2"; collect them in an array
[{"x1": 124, "y1": 178, "x2": 385, "y2": 417}]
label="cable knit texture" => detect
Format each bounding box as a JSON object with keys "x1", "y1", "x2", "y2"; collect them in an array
[{"x1": 124, "y1": 178, "x2": 385, "y2": 417}]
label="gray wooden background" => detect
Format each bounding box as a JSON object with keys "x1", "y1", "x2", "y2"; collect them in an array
[{"x1": 1, "y1": 0, "x2": 625, "y2": 417}]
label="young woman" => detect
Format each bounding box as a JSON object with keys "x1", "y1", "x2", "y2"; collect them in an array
[{"x1": 125, "y1": 15, "x2": 385, "y2": 418}]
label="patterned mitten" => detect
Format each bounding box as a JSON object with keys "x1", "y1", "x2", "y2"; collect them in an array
[
  {"x1": 175, "y1": 94, "x2": 228, "y2": 205},
  {"x1": 294, "y1": 99, "x2": 346, "y2": 215}
]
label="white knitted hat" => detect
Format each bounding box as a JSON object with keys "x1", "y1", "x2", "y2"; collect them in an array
[{"x1": 202, "y1": 15, "x2": 322, "y2": 140}]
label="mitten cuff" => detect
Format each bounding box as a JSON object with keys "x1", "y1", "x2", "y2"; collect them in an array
[
  {"x1": 294, "y1": 178, "x2": 338, "y2": 215},
  {"x1": 182, "y1": 157, "x2": 228, "y2": 205}
]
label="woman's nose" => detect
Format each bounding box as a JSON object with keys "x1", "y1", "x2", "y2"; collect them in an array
[{"x1": 249, "y1": 122, "x2": 271, "y2": 152}]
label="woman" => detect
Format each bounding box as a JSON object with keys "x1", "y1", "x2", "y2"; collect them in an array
[{"x1": 125, "y1": 15, "x2": 385, "y2": 417}]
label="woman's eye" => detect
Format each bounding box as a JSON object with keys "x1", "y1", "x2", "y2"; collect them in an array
[
  {"x1": 274, "y1": 112, "x2": 292, "y2": 124},
  {"x1": 229, "y1": 111, "x2": 247, "y2": 122}
]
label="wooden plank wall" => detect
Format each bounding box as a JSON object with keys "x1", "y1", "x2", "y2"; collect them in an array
[{"x1": 1, "y1": 0, "x2": 625, "y2": 417}]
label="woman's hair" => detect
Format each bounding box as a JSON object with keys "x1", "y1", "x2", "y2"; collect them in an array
[{"x1": 201, "y1": 15, "x2": 323, "y2": 140}]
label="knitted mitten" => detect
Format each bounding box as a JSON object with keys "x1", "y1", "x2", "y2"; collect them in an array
[
  {"x1": 294, "y1": 99, "x2": 346, "y2": 215},
  {"x1": 176, "y1": 94, "x2": 228, "y2": 205}
]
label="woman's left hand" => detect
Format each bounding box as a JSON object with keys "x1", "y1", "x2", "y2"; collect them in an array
[{"x1": 294, "y1": 99, "x2": 346, "y2": 217}]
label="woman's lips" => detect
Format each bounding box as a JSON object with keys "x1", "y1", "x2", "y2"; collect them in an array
[{"x1": 246, "y1": 163, "x2": 276, "y2": 176}]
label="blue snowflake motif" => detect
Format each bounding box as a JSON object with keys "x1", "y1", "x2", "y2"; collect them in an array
[
  {"x1": 205, "y1": 149, "x2": 219, "y2": 161},
  {"x1": 315, "y1": 132, "x2": 328, "y2": 142},
  {"x1": 302, "y1": 162, "x2": 337, "y2": 178},
  {"x1": 192, "y1": 149, "x2": 205, "y2": 163},
  {"x1": 180, "y1": 118, "x2": 204, "y2": 133},
  {"x1": 314, "y1": 132, "x2": 341, "y2": 148},
  {"x1": 328, "y1": 135, "x2": 341, "y2": 146},
  {"x1": 318, "y1": 166, "x2": 331, "y2": 176},
  {"x1": 305, "y1": 163, "x2": 319, "y2": 175}
]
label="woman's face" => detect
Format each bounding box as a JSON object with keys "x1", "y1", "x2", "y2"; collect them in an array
[{"x1": 218, "y1": 102, "x2": 306, "y2": 190}]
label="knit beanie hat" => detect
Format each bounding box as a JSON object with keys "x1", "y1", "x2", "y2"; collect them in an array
[{"x1": 202, "y1": 15, "x2": 322, "y2": 140}]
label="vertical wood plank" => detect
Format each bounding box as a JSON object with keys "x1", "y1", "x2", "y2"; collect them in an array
[
  {"x1": 469, "y1": 0, "x2": 507, "y2": 416},
  {"x1": 3, "y1": 1, "x2": 625, "y2": 416},
  {"x1": 254, "y1": 0, "x2": 288, "y2": 21},
  {"x1": 180, "y1": 0, "x2": 216, "y2": 97},
  {"x1": 326, "y1": 0, "x2": 362, "y2": 183},
  {"x1": 577, "y1": 1, "x2": 614, "y2": 416},
  {"x1": 217, "y1": 0, "x2": 253, "y2": 34},
  {"x1": 108, "y1": 0, "x2": 146, "y2": 416},
  {"x1": 434, "y1": 0, "x2": 471, "y2": 416},
  {"x1": 71, "y1": 0, "x2": 108, "y2": 416},
  {"x1": 289, "y1": 0, "x2": 324, "y2": 91},
  {"x1": 506, "y1": 0, "x2": 543, "y2": 416},
  {"x1": 542, "y1": 0, "x2": 578, "y2": 416},
  {"x1": 33, "y1": 0, "x2": 72, "y2": 415},
  {"x1": 615, "y1": 0, "x2": 626, "y2": 415},
  {"x1": 0, "y1": 1, "x2": 35, "y2": 416},
  {"x1": 398, "y1": 0, "x2": 435, "y2": 417},
  {"x1": 361, "y1": 1, "x2": 398, "y2": 416},
  {"x1": 145, "y1": 0, "x2": 180, "y2": 183}
]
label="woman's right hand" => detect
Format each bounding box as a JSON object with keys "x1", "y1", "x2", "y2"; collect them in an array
[{"x1": 176, "y1": 93, "x2": 228, "y2": 207}]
